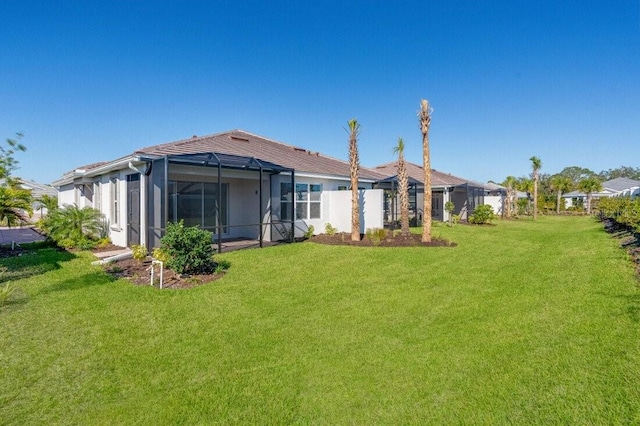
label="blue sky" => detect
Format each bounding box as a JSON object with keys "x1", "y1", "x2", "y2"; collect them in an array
[{"x1": 2, "y1": 1, "x2": 639, "y2": 184}]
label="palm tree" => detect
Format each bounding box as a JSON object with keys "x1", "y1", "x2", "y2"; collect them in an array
[
  {"x1": 517, "y1": 177, "x2": 533, "y2": 215},
  {"x1": 418, "y1": 99, "x2": 432, "y2": 243},
  {"x1": 41, "y1": 204, "x2": 105, "y2": 246},
  {"x1": 393, "y1": 137, "x2": 410, "y2": 236},
  {"x1": 502, "y1": 176, "x2": 518, "y2": 219},
  {"x1": 529, "y1": 156, "x2": 542, "y2": 220},
  {"x1": 0, "y1": 183, "x2": 32, "y2": 226},
  {"x1": 549, "y1": 174, "x2": 573, "y2": 214},
  {"x1": 347, "y1": 119, "x2": 361, "y2": 241},
  {"x1": 578, "y1": 176, "x2": 603, "y2": 215}
]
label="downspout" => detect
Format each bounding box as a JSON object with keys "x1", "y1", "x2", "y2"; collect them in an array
[{"x1": 259, "y1": 166, "x2": 264, "y2": 248}]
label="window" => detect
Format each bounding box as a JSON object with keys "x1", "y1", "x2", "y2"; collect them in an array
[
  {"x1": 94, "y1": 181, "x2": 101, "y2": 211},
  {"x1": 295, "y1": 183, "x2": 322, "y2": 220},
  {"x1": 169, "y1": 181, "x2": 228, "y2": 234},
  {"x1": 280, "y1": 182, "x2": 322, "y2": 221},
  {"x1": 110, "y1": 177, "x2": 119, "y2": 226}
]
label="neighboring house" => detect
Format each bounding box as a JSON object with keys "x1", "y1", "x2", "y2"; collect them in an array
[
  {"x1": 1, "y1": 178, "x2": 58, "y2": 223},
  {"x1": 563, "y1": 177, "x2": 640, "y2": 209},
  {"x1": 53, "y1": 130, "x2": 387, "y2": 249},
  {"x1": 373, "y1": 162, "x2": 491, "y2": 223}
]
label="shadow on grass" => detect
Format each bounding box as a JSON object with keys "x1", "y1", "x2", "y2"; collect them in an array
[
  {"x1": 35, "y1": 269, "x2": 117, "y2": 296},
  {"x1": 0, "y1": 247, "x2": 77, "y2": 284}
]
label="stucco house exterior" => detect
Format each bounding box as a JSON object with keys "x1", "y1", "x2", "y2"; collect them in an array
[
  {"x1": 53, "y1": 130, "x2": 387, "y2": 249},
  {"x1": 563, "y1": 177, "x2": 640, "y2": 209},
  {"x1": 373, "y1": 161, "x2": 492, "y2": 223}
]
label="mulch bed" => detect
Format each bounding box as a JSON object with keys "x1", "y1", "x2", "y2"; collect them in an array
[
  {"x1": 308, "y1": 232, "x2": 456, "y2": 247},
  {"x1": 102, "y1": 257, "x2": 222, "y2": 289}
]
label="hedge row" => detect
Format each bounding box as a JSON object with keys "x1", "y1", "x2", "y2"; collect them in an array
[{"x1": 598, "y1": 197, "x2": 640, "y2": 232}]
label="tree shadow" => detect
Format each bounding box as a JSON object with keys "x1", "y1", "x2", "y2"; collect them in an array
[
  {"x1": 0, "y1": 247, "x2": 77, "y2": 284},
  {"x1": 35, "y1": 269, "x2": 117, "y2": 296}
]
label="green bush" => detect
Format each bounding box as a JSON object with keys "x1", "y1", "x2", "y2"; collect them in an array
[
  {"x1": 152, "y1": 247, "x2": 171, "y2": 264},
  {"x1": 365, "y1": 228, "x2": 388, "y2": 246},
  {"x1": 469, "y1": 204, "x2": 496, "y2": 225},
  {"x1": 160, "y1": 220, "x2": 215, "y2": 275},
  {"x1": 324, "y1": 223, "x2": 337, "y2": 236},
  {"x1": 131, "y1": 244, "x2": 148, "y2": 263},
  {"x1": 40, "y1": 204, "x2": 105, "y2": 249},
  {"x1": 303, "y1": 225, "x2": 315, "y2": 239},
  {"x1": 0, "y1": 283, "x2": 17, "y2": 307}
]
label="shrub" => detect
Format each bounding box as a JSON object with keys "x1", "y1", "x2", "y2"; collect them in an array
[
  {"x1": 40, "y1": 204, "x2": 105, "y2": 249},
  {"x1": 445, "y1": 201, "x2": 456, "y2": 226},
  {"x1": 152, "y1": 247, "x2": 171, "y2": 264},
  {"x1": 160, "y1": 220, "x2": 215, "y2": 275},
  {"x1": 303, "y1": 225, "x2": 315, "y2": 239},
  {"x1": 469, "y1": 204, "x2": 496, "y2": 225},
  {"x1": 0, "y1": 283, "x2": 16, "y2": 307},
  {"x1": 365, "y1": 227, "x2": 388, "y2": 246},
  {"x1": 324, "y1": 223, "x2": 337, "y2": 236},
  {"x1": 131, "y1": 244, "x2": 147, "y2": 263},
  {"x1": 451, "y1": 214, "x2": 461, "y2": 225}
]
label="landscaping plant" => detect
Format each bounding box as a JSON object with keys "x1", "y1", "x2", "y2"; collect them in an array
[
  {"x1": 160, "y1": 220, "x2": 215, "y2": 275},
  {"x1": 469, "y1": 204, "x2": 495, "y2": 225}
]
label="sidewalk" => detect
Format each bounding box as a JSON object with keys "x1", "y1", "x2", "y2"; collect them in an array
[{"x1": 0, "y1": 226, "x2": 47, "y2": 245}]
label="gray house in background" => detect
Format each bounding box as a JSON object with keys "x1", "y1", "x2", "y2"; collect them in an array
[
  {"x1": 563, "y1": 177, "x2": 640, "y2": 209},
  {"x1": 373, "y1": 161, "x2": 490, "y2": 223}
]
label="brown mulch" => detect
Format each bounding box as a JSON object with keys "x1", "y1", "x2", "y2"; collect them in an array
[
  {"x1": 102, "y1": 257, "x2": 222, "y2": 289},
  {"x1": 308, "y1": 232, "x2": 456, "y2": 247}
]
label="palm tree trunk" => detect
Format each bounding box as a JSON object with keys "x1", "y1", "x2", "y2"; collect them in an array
[
  {"x1": 348, "y1": 120, "x2": 360, "y2": 241},
  {"x1": 419, "y1": 100, "x2": 432, "y2": 243},
  {"x1": 556, "y1": 190, "x2": 561, "y2": 214}
]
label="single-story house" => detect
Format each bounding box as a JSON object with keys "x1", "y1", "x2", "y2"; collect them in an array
[
  {"x1": 563, "y1": 177, "x2": 640, "y2": 209},
  {"x1": 373, "y1": 161, "x2": 493, "y2": 223},
  {"x1": 53, "y1": 130, "x2": 388, "y2": 249}
]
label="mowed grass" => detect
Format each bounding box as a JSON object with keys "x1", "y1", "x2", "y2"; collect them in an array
[{"x1": 1, "y1": 216, "x2": 640, "y2": 424}]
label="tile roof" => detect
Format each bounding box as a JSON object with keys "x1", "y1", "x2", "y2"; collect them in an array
[
  {"x1": 135, "y1": 130, "x2": 387, "y2": 181},
  {"x1": 603, "y1": 177, "x2": 640, "y2": 192},
  {"x1": 373, "y1": 161, "x2": 478, "y2": 187}
]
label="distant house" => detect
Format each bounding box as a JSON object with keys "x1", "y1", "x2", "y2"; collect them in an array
[
  {"x1": 373, "y1": 162, "x2": 493, "y2": 223},
  {"x1": 53, "y1": 130, "x2": 387, "y2": 248},
  {"x1": 563, "y1": 177, "x2": 640, "y2": 209},
  {"x1": 1, "y1": 178, "x2": 58, "y2": 223}
]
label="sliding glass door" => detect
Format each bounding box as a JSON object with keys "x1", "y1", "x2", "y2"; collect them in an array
[{"x1": 168, "y1": 181, "x2": 228, "y2": 235}]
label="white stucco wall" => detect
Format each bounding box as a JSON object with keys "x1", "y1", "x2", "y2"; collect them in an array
[
  {"x1": 484, "y1": 196, "x2": 504, "y2": 216},
  {"x1": 324, "y1": 189, "x2": 384, "y2": 234}
]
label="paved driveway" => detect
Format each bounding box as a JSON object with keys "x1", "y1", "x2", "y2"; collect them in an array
[{"x1": 0, "y1": 226, "x2": 46, "y2": 245}]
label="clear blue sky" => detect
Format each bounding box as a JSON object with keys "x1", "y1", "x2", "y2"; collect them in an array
[{"x1": 2, "y1": 1, "x2": 639, "y2": 185}]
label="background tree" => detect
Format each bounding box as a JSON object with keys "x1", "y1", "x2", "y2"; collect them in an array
[
  {"x1": 38, "y1": 194, "x2": 59, "y2": 214},
  {"x1": 529, "y1": 156, "x2": 542, "y2": 220},
  {"x1": 0, "y1": 133, "x2": 32, "y2": 226},
  {"x1": 393, "y1": 137, "x2": 410, "y2": 236},
  {"x1": 558, "y1": 166, "x2": 596, "y2": 188},
  {"x1": 0, "y1": 133, "x2": 27, "y2": 180},
  {"x1": 599, "y1": 166, "x2": 640, "y2": 181},
  {"x1": 578, "y1": 176, "x2": 603, "y2": 215},
  {"x1": 549, "y1": 174, "x2": 573, "y2": 214},
  {"x1": 347, "y1": 119, "x2": 361, "y2": 241},
  {"x1": 419, "y1": 99, "x2": 432, "y2": 243}
]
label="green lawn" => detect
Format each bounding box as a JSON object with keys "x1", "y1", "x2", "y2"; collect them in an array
[{"x1": 1, "y1": 216, "x2": 640, "y2": 424}]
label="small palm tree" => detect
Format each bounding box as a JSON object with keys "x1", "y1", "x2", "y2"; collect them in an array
[
  {"x1": 347, "y1": 119, "x2": 361, "y2": 242},
  {"x1": 517, "y1": 177, "x2": 533, "y2": 215},
  {"x1": 42, "y1": 204, "x2": 105, "y2": 247},
  {"x1": 38, "y1": 194, "x2": 59, "y2": 214},
  {"x1": 578, "y1": 176, "x2": 603, "y2": 214},
  {"x1": 529, "y1": 156, "x2": 542, "y2": 220},
  {"x1": 0, "y1": 183, "x2": 32, "y2": 226},
  {"x1": 418, "y1": 99, "x2": 432, "y2": 243},
  {"x1": 393, "y1": 137, "x2": 410, "y2": 236},
  {"x1": 549, "y1": 174, "x2": 573, "y2": 214}
]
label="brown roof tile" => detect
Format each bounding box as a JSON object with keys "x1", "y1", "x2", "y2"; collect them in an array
[
  {"x1": 136, "y1": 130, "x2": 387, "y2": 181},
  {"x1": 374, "y1": 161, "x2": 472, "y2": 186}
]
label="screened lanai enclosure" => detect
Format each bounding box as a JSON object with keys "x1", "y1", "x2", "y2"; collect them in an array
[{"x1": 141, "y1": 153, "x2": 295, "y2": 252}]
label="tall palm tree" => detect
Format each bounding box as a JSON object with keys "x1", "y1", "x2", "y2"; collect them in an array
[
  {"x1": 578, "y1": 176, "x2": 603, "y2": 215},
  {"x1": 393, "y1": 137, "x2": 410, "y2": 236},
  {"x1": 529, "y1": 156, "x2": 542, "y2": 220},
  {"x1": 418, "y1": 99, "x2": 432, "y2": 243},
  {"x1": 549, "y1": 174, "x2": 573, "y2": 214},
  {"x1": 347, "y1": 119, "x2": 361, "y2": 241},
  {"x1": 502, "y1": 176, "x2": 518, "y2": 219}
]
